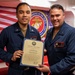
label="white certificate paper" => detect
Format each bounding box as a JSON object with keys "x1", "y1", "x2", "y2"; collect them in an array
[{"x1": 20, "y1": 39, "x2": 44, "y2": 67}]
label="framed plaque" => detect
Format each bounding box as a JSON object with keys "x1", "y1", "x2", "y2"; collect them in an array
[{"x1": 20, "y1": 39, "x2": 44, "y2": 67}]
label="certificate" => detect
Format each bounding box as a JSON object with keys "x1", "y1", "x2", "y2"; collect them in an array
[{"x1": 20, "y1": 39, "x2": 44, "y2": 67}]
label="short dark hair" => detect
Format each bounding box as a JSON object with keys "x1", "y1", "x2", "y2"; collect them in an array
[
  {"x1": 49, "y1": 4, "x2": 64, "y2": 12},
  {"x1": 16, "y1": 2, "x2": 31, "y2": 13}
]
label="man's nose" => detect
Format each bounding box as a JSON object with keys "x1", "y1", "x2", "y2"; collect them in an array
[
  {"x1": 23, "y1": 12, "x2": 27, "y2": 16},
  {"x1": 53, "y1": 16, "x2": 57, "y2": 20}
]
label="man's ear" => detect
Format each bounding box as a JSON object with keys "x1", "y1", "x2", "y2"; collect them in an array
[{"x1": 63, "y1": 12, "x2": 65, "y2": 18}]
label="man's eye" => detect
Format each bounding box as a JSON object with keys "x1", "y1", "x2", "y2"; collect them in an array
[
  {"x1": 26, "y1": 11, "x2": 30, "y2": 14},
  {"x1": 51, "y1": 15, "x2": 53, "y2": 17},
  {"x1": 19, "y1": 10, "x2": 23, "y2": 14},
  {"x1": 51, "y1": 15, "x2": 54, "y2": 18},
  {"x1": 56, "y1": 14, "x2": 60, "y2": 17}
]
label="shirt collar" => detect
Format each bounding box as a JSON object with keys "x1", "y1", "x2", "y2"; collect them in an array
[{"x1": 14, "y1": 22, "x2": 35, "y2": 33}]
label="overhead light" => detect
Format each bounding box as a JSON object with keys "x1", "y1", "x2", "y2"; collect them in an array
[
  {"x1": 72, "y1": 6, "x2": 75, "y2": 9},
  {"x1": 20, "y1": 0, "x2": 26, "y2": 2},
  {"x1": 48, "y1": 0, "x2": 57, "y2": 2}
]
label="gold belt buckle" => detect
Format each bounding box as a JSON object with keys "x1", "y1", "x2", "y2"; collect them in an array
[{"x1": 24, "y1": 67, "x2": 29, "y2": 70}]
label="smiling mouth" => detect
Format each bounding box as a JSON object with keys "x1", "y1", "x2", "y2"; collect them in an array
[
  {"x1": 53, "y1": 22, "x2": 58, "y2": 24},
  {"x1": 22, "y1": 18, "x2": 27, "y2": 21}
]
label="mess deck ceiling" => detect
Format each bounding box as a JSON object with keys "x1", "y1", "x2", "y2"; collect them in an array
[{"x1": 0, "y1": 0, "x2": 75, "y2": 9}]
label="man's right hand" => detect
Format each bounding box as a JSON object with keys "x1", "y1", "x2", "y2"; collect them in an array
[
  {"x1": 44, "y1": 49, "x2": 47, "y2": 55},
  {"x1": 11, "y1": 50, "x2": 23, "y2": 61}
]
